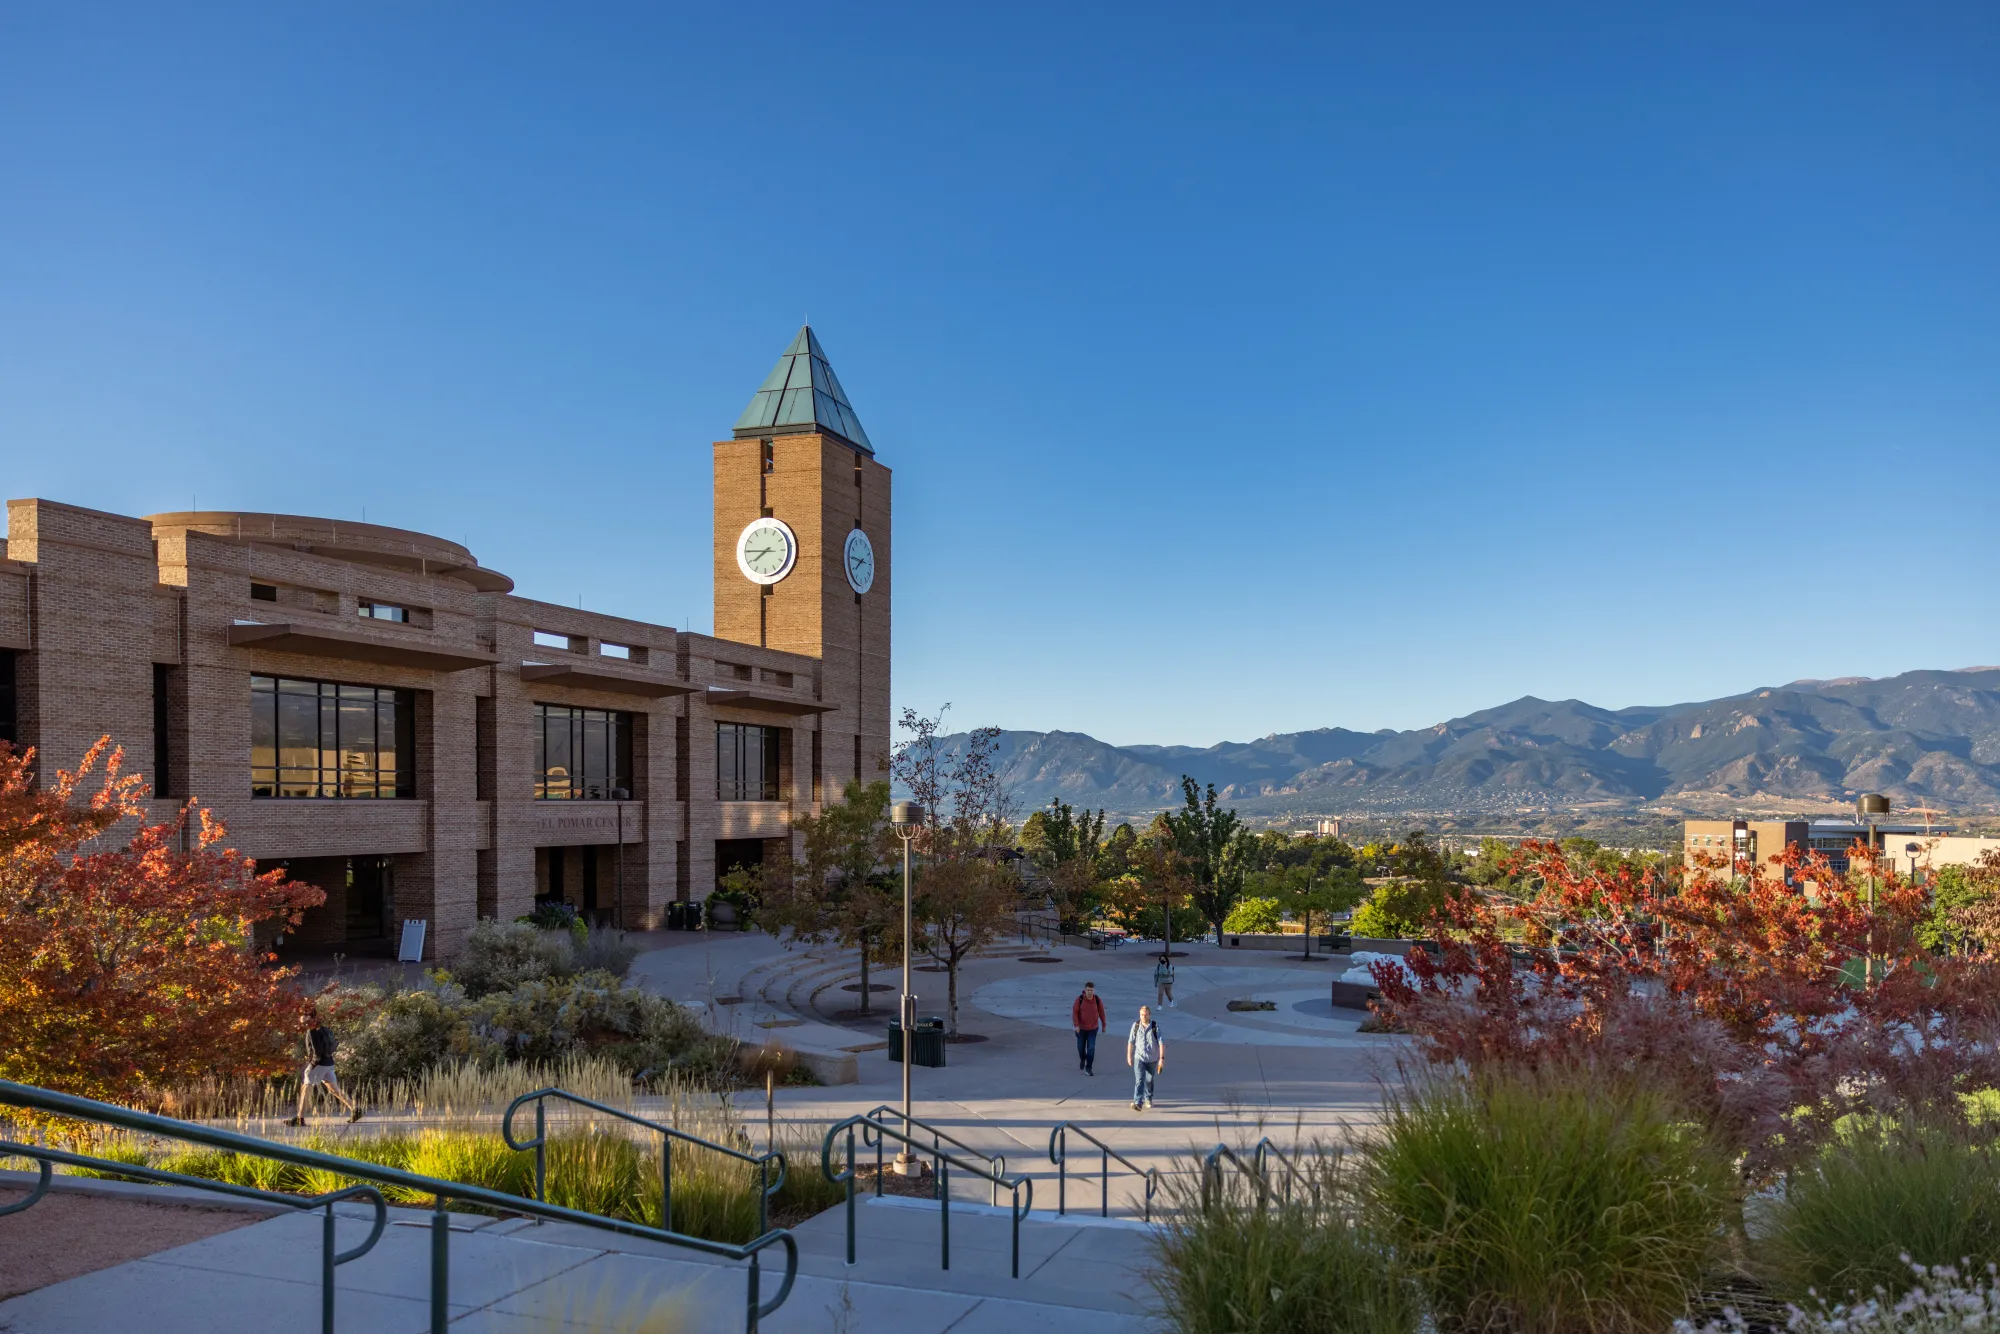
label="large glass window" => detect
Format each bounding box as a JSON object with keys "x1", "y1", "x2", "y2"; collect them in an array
[
  {"x1": 717, "y1": 722, "x2": 781, "y2": 801},
  {"x1": 251, "y1": 675, "x2": 414, "y2": 798},
  {"x1": 536, "y1": 704, "x2": 632, "y2": 800}
]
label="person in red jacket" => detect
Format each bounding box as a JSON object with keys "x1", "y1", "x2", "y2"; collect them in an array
[{"x1": 1071, "y1": 981, "x2": 1107, "y2": 1075}]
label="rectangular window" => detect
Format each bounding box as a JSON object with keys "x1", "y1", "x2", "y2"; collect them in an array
[
  {"x1": 533, "y1": 630, "x2": 573, "y2": 651},
  {"x1": 534, "y1": 704, "x2": 632, "y2": 799},
  {"x1": 0, "y1": 650, "x2": 18, "y2": 745},
  {"x1": 152, "y1": 664, "x2": 174, "y2": 798},
  {"x1": 250, "y1": 674, "x2": 414, "y2": 798},
  {"x1": 599, "y1": 642, "x2": 631, "y2": 660},
  {"x1": 359, "y1": 601, "x2": 409, "y2": 622},
  {"x1": 716, "y1": 722, "x2": 781, "y2": 801},
  {"x1": 250, "y1": 582, "x2": 278, "y2": 602},
  {"x1": 475, "y1": 696, "x2": 495, "y2": 801}
]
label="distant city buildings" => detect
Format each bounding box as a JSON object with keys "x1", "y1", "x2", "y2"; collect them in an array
[{"x1": 1684, "y1": 807, "x2": 2000, "y2": 879}]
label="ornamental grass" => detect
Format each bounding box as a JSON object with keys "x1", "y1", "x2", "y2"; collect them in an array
[
  {"x1": 7, "y1": 1082, "x2": 836, "y2": 1246},
  {"x1": 1363, "y1": 1067, "x2": 1735, "y2": 1334},
  {"x1": 1755, "y1": 1117, "x2": 2000, "y2": 1306},
  {"x1": 1150, "y1": 1146, "x2": 1419, "y2": 1334}
]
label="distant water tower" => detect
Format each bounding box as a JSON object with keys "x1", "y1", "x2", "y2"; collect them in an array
[{"x1": 1858, "y1": 793, "x2": 1891, "y2": 854}]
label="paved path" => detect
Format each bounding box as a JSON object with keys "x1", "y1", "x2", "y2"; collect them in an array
[
  {"x1": 630, "y1": 930, "x2": 1406, "y2": 1215},
  {"x1": 0, "y1": 935, "x2": 1404, "y2": 1331},
  {"x1": 0, "y1": 1178, "x2": 1163, "y2": 1333}
]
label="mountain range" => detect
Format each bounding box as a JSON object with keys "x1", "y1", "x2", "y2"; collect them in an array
[{"x1": 931, "y1": 667, "x2": 2000, "y2": 824}]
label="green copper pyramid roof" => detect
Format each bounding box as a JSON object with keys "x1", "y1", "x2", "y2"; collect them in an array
[{"x1": 732, "y1": 325, "x2": 874, "y2": 454}]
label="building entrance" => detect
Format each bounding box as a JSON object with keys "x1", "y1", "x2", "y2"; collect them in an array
[
  {"x1": 716, "y1": 838, "x2": 767, "y2": 891},
  {"x1": 536, "y1": 844, "x2": 624, "y2": 926}
]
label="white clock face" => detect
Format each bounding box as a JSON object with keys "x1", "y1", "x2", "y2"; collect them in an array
[
  {"x1": 735, "y1": 517, "x2": 797, "y2": 585},
  {"x1": 844, "y1": 528, "x2": 875, "y2": 594}
]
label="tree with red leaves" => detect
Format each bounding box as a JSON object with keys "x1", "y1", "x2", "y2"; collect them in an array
[
  {"x1": 0, "y1": 738, "x2": 323, "y2": 1112},
  {"x1": 1373, "y1": 838, "x2": 2000, "y2": 1176}
]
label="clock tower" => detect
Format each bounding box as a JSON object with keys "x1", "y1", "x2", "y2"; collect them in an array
[{"x1": 713, "y1": 326, "x2": 892, "y2": 794}]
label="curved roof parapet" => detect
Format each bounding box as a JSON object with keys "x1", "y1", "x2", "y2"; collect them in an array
[{"x1": 145, "y1": 511, "x2": 515, "y2": 593}]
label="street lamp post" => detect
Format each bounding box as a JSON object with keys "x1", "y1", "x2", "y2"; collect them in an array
[
  {"x1": 890, "y1": 800, "x2": 925, "y2": 1177},
  {"x1": 1859, "y1": 793, "x2": 1891, "y2": 987}
]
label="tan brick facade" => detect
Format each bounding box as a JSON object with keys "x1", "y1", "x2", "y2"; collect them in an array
[
  {"x1": 711, "y1": 431, "x2": 892, "y2": 791},
  {"x1": 0, "y1": 340, "x2": 892, "y2": 963}
]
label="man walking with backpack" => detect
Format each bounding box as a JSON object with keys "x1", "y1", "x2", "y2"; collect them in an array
[
  {"x1": 286, "y1": 1011, "x2": 362, "y2": 1126},
  {"x1": 1126, "y1": 1004, "x2": 1165, "y2": 1111},
  {"x1": 1071, "y1": 981, "x2": 1106, "y2": 1075}
]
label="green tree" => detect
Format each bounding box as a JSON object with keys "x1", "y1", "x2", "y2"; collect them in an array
[
  {"x1": 893, "y1": 710, "x2": 1022, "y2": 1035},
  {"x1": 1920, "y1": 855, "x2": 2000, "y2": 953},
  {"x1": 1162, "y1": 776, "x2": 1246, "y2": 943},
  {"x1": 1036, "y1": 799, "x2": 1107, "y2": 929},
  {"x1": 1222, "y1": 896, "x2": 1283, "y2": 933},
  {"x1": 757, "y1": 780, "x2": 898, "y2": 1015},
  {"x1": 1272, "y1": 862, "x2": 1366, "y2": 956},
  {"x1": 1099, "y1": 823, "x2": 1138, "y2": 880},
  {"x1": 1350, "y1": 879, "x2": 1449, "y2": 939}
]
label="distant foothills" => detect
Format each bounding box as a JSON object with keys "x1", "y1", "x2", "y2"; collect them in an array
[{"x1": 913, "y1": 667, "x2": 2000, "y2": 827}]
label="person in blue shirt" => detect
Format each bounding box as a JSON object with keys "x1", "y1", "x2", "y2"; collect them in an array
[{"x1": 1125, "y1": 1005, "x2": 1165, "y2": 1111}]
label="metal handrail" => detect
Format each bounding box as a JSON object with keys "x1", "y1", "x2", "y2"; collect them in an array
[
  {"x1": 861, "y1": 1104, "x2": 1008, "y2": 1207},
  {"x1": 1202, "y1": 1142, "x2": 1262, "y2": 1211},
  {"x1": 502, "y1": 1085, "x2": 786, "y2": 1236},
  {"x1": 0, "y1": 1078, "x2": 798, "y2": 1334},
  {"x1": 821, "y1": 1112, "x2": 1035, "y2": 1278},
  {"x1": 0, "y1": 1139, "x2": 387, "y2": 1334},
  {"x1": 1251, "y1": 1137, "x2": 1315, "y2": 1207},
  {"x1": 1048, "y1": 1121, "x2": 1160, "y2": 1222},
  {"x1": 1202, "y1": 1137, "x2": 1315, "y2": 1212}
]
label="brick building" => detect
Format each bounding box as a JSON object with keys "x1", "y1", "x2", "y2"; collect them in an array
[{"x1": 0, "y1": 325, "x2": 891, "y2": 962}]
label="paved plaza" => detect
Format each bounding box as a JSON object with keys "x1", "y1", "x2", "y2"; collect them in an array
[
  {"x1": 630, "y1": 929, "x2": 1406, "y2": 1212},
  {"x1": 0, "y1": 931, "x2": 1405, "y2": 1332}
]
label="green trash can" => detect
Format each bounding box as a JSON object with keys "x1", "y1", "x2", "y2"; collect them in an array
[{"x1": 887, "y1": 1019, "x2": 947, "y2": 1068}]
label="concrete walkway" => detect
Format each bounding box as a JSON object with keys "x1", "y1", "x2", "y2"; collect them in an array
[
  {"x1": 632, "y1": 929, "x2": 1405, "y2": 1214},
  {"x1": 0, "y1": 934, "x2": 1397, "y2": 1330},
  {"x1": 0, "y1": 1176, "x2": 1164, "y2": 1333}
]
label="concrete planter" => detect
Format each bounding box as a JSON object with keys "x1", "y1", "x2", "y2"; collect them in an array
[
  {"x1": 1346, "y1": 937, "x2": 1437, "y2": 957},
  {"x1": 1222, "y1": 932, "x2": 1302, "y2": 951},
  {"x1": 1329, "y1": 980, "x2": 1378, "y2": 1011}
]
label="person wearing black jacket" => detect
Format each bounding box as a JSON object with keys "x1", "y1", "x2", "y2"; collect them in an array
[{"x1": 286, "y1": 1013, "x2": 362, "y2": 1126}]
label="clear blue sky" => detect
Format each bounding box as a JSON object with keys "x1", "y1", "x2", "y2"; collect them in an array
[{"x1": 3, "y1": 3, "x2": 1996, "y2": 747}]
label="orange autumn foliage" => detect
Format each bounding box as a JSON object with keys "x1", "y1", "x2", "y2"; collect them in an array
[{"x1": 0, "y1": 738, "x2": 324, "y2": 1108}]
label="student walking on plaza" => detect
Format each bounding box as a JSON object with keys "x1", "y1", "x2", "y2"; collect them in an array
[
  {"x1": 1071, "y1": 981, "x2": 1107, "y2": 1075},
  {"x1": 1126, "y1": 1004, "x2": 1165, "y2": 1111},
  {"x1": 1154, "y1": 954, "x2": 1176, "y2": 1008},
  {"x1": 286, "y1": 1013, "x2": 362, "y2": 1126}
]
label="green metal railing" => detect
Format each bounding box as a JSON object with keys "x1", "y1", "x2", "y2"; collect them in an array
[
  {"x1": 860, "y1": 1104, "x2": 1008, "y2": 1207},
  {"x1": 0, "y1": 1078, "x2": 798, "y2": 1333},
  {"x1": 1047, "y1": 1120, "x2": 1160, "y2": 1221},
  {"x1": 502, "y1": 1085, "x2": 786, "y2": 1236},
  {"x1": 0, "y1": 1139, "x2": 387, "y2": 1334},
  {"x1": 821, "y1": 1111, "x2": 1035, "y2": 1277},
  {"x1": 1203, "y1": 1137, "x2": 1315, "y2": 1211}
]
